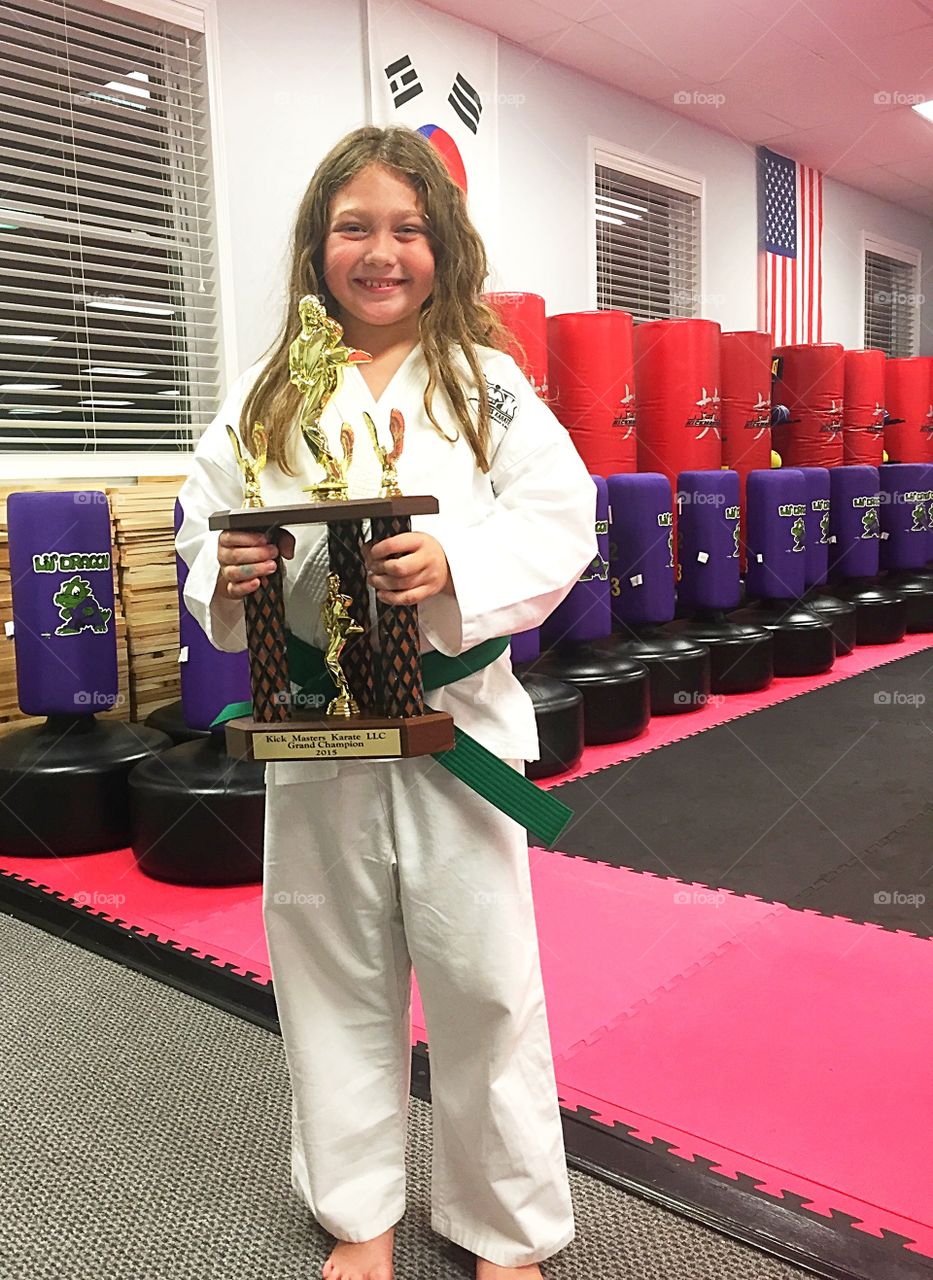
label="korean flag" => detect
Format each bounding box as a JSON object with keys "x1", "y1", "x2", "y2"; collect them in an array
[{"x1": 366, "y1": 0, "x2": 500, "y2": 265}]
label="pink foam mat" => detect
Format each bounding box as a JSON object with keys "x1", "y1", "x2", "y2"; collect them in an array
[
  {"x1": 546, "y1": 889, "x2": 933, "y2": 1258},
  {"x1": 0, "y1": 849, "x2": 273, "y2": 983},
  {"x1": 414, "y1": 850, "x2": 931, "y2": 1258},
  {"x1": 539, "y1": 633, "x2": 933, "y2": 788},
  {"x1": 1, "y1": 635, "x2": 931, "y2": 1256}
]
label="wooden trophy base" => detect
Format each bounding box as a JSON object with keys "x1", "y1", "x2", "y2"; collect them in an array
[{"x1": 224, "y1": 710, "x2": 455, "y2": 762}]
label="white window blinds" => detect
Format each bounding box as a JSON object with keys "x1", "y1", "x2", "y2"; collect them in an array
[
  {"x1": 864, "y1": 249, "x2": 920, "y2": 358},
  {"x1": 0, "y1": 0, "x2": 220, "y2": 452},
  {"x1": 595, "y1": 159, "x2": 701, "y2": 323}
]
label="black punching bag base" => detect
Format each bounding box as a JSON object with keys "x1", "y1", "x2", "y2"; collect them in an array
[
  {"x1": 513, "y1": 669, "x2": 584, "y2": 781},
  {"x1": 801, "y1": 589, "x2": 858, "y2": 657},
  {"x1": 663, "y1": 613, "x2": 773, "y2": 695},
  {"x1": 530, "y1": 641, "x2": 651, "y2": 746},
  {"x1": 0, "y1": 716, "x2": 171, "y2": 856},
  {"x1": 822, "y1": 580, "x2": 908, "y2": 646},
  {"x1": 728, "y1": 602, "x2": 836, "y2": 678},
  {"x1": 129, "y1": 734, "x2": 266, "y2": 887},
  {"x1": 145, "y1": 699, "x2": 211, "y2": 746},
  {"x1": 603, "y1": 628, "x2": 712, "y2": 715},
  {"x1": 882, "y1": 571, "x2": 933, "y2": 634}
]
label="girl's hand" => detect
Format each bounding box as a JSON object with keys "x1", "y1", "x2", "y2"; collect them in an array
[
  {"x1": 217, "y1": 528, "x2": 295, "y2": 599},
  {"x1": 363, "y1": 531, "x2": 452, "y2": 605}
]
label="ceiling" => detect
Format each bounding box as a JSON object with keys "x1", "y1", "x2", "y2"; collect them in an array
[{"x1": 423, "y1": 0, "x2": 933, "y2": 218}]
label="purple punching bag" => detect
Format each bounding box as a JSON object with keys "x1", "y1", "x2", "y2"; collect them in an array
[
  {"x1": 0, "y1": 490, "x2": 169, "y2": 856},
  {"x1": 802, "y1": 468, "x2": 831, "y2": 590},
  {"x1": 9, "y1": 490, "x2": 118, "y2": 716},
  {"x1": 173, "y1": 500, "x2": 250, "y2": 731},
  {"x1": 603, "y1": 471, "x2": 711, "y2": 714},
  {"x1": 540, "y1": 475, "x2": 611, "y2": 647},
  {"x1": 509, "y1": 628, "x2": 540, "y2": 665},
  {"x1": 531, "y1": 474, "x2": 651, "y2": 746},
  {"x1": 729, "y1": 470, "x2": 835, "y2": 676},
  {"x1": 824, "y1": 465, "x2": 906, "y2": 645},
  {"x1": 664, "y1": 469, "x2": 773, "y2": 694},
  {"x1": 128, "y1": 503, "x2": 265, "y2": 889},
  {"x1": 876, "y1": 463, "x2": 933, "y2": 633},
  {"x1": 607, "y1": 472, "x2": 676, "y2": 627},
  {"x1": 801, "y1": 467, "x2": 858, "y2": 657}
]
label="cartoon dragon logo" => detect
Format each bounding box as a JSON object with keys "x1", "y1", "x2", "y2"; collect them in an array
[{"x1": 53, "y1": 575, "x2": 112, "y2": 636}]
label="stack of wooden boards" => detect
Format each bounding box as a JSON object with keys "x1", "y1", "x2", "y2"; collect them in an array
[
  {"x1": 108, "y1": 480, "x2": 186, "y2": 721},
  {"x1": 0, "y1": 478, "x2": 186, "y2": 732}
]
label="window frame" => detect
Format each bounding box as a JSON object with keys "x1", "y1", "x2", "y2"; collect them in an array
[
  {"x1": 861, "y1": 231, "x2": 921, "y2": 359},
  {"x1": 586, "y1": 136, "x2": 705, "y2": 320},
  {"x1": 4, "y1": 0, "x2": 236, "y2": 479}
]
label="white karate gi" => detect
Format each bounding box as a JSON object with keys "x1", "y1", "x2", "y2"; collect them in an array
[{"x1": 176, "y1": 342, "x2": 597, "y2": 1267}]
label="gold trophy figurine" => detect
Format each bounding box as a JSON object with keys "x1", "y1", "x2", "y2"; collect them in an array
[
  {"x1": 289, "y1": 294, "x2": 372, "y2": 501},
  {"x1": 226, "y1": 422, "x2": 268, "y2": 509},
  {"x1": 322, "y1": 571, "x2": 364, "y2": 717},
  {"x1": 364, "y1": 408, "x2": 406, "y2": 498}
]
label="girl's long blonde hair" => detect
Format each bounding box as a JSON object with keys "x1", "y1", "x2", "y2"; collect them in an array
[{"x1": 239, "y1": 126, "x2": 511, "y2": 476}]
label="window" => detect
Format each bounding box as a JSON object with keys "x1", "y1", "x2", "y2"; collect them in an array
[
  {"x1": 0, "y1": 0, "x2": 220, "y2": 453},
  {"x1": 592, "y1": 144, "x2": 702, "y2": 322},
  {"x1": 863, "y1": 236, "x2": 921, "y2": 358}
]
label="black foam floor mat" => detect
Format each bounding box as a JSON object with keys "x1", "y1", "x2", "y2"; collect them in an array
[{"x1": 551, "y1": 649, "x2": 932, "y2": 936}]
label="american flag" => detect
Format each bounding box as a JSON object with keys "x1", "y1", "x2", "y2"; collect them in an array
[{"x1": 757, "y1": 146, "x2": 823, "y2": 345}]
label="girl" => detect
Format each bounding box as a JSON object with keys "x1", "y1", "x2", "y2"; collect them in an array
[{"x1": 176, "y1": 126, "x2": 597, "y2": 1280}]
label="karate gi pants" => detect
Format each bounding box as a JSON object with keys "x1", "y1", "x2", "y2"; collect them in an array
[{"x1": 261, "y1": 752, "x2": 576, "y2": 1268}]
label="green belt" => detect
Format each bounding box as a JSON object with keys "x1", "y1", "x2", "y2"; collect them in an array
[{"x1": 211, "y1": 631, "x2": 573, "y2": 848}]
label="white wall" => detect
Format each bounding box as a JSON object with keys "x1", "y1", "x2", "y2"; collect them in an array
[
  {"x1": 821, "y1": 177, "x2": 933, "y2": 353},
  {"x1": 213, "y1": 0, "x2": 933, "y2": 376},
  {"x1": 212, "y1": 0, "x2": 371, "y2": 373}
]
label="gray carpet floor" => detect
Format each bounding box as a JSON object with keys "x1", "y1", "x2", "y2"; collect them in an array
[{"x1": 0, "y1": 909, "x2": 816, "y2": 1280}]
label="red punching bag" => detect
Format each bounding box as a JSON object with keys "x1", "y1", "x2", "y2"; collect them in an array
[
  {"x1": 885, "y1": 356, "x2": 933, "y2": 463},
  {"x1": 720, "y1": 331, "x2": 772, "y2": 472},
  {"x1": 720, "y1": 331, "x2": 772, "y2": 569},
  {"x1": 634, "y1": 318, "x2": 722, "y2": 495},
  {"x1": 547, "y1": 310, "x2": 636, "y2": 475},
  {"x1": 843, "y1": 349, "x2": 885, "y2": 465},
  {"x1": 483, "y1": 292, "x2": 548, "y2": 399},
  {"x1": 772, "y1": 343, "x2": 844, "y2": 467}
]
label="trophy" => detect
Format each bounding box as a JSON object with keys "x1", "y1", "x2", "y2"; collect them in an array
[{"x1": 210, "y1": 295, "x2": 455, "y2": 762}]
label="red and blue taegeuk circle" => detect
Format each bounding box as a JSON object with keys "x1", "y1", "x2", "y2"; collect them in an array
[{"x1": 418, "y1": 124, "x2": 467, "y2": 192}]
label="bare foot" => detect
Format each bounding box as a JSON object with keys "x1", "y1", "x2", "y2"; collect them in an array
[
  {"x1": 476, "y1": 1259, "x2": 543, "y2": 1280},
  {"x1": 322, "y1": 1225, "x2": 394, "y2": 1280}
]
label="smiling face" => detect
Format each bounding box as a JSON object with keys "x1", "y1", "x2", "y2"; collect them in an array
[{"x1": 322, "y1": 163, "x2": 436, "y2": 351}]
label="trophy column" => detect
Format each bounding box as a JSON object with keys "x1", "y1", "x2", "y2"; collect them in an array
[
  {"x1": 243, "y1": 528, "x2": 291, "y2": 723},
  {"x1": 370, "y1": 513, "x2": 425, "y2": 718}
]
